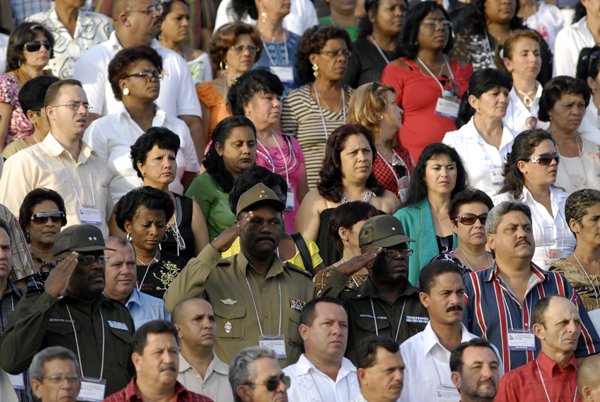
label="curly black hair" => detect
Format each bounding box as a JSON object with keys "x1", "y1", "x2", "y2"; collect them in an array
[
  {"x1": 130, "y1": 127, "x2": 181, "y2": 179},
  {"x1": 317, "y1": 124, "x2": 384, "y2": 202},
  {"x1": 204, "y1": 116, "x2": 257, "y2": 193},
  {"x1": 462, "y1": 0, "x2": 525, "y2": 37},
  {"x1": 114, "y1": 186, "x2": 175, "y2": 232},
  {"x1": 227, "y1": 69, "x2": 284, "y2": 116},
  {"x1": 538, "y1": 76, "x2": 590, "y2": 122},
  {"x1": 400, "y1": 1, "x2": 454, "y2": 60},
  {"x1": 295, "y1": 25, "x2": 352, "y2": 84},
  {"x1": 108, "y1": 45, "x2": 163, "y2": 101},
  {"x1": 6, "y1": 22, "x2": 55, "y2": 72},
  {"x1": 19, "y1": 188, "x2": 67, "y2": 234}
]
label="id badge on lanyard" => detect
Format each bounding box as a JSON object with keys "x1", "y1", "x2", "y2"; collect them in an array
[
  {"x1": 507, "y1": 329, "x2": 536, "y2": 351},
  {"x1": 435, "y1": 95, "x2": 459, "y2": 120},
  {"x1": 398, "y1": 176, "x2": 410, "y2": 204},
  {"x1": 78, "y1": 378, "x2": 107, "y2": 402},
  {"x1": 259, "y1": 335, "x2": 287, "y2": 359}
]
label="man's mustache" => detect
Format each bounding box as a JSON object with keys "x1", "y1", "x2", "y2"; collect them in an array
[
  {"x1": 447, "y1": 305, "x2": 463, "y2": 312},
  {"x1": 159, "y1": 364, "x2": 176, "y2": 372}
]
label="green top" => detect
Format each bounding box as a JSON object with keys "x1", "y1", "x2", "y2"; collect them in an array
[
  {"x1": 185, "y1": 173, "x2": 235, "y2": 241},
  {"x1": 2, "y1": 138, "x2": 30, "y2": 159},
  {"x1": 318, "y1": 17, "x2": 359, "y2": 42}
]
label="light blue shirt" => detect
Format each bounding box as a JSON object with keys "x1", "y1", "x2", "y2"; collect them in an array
[{"x1": 126, "y1": 289, "x2": 171, "y2": 329}]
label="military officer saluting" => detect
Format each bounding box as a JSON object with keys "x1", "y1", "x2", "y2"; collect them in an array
[{"x1": 164, "y1": 183, "x2": 316, "y2": 366}]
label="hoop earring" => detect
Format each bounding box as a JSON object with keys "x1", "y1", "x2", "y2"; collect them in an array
[
  {"x1": 219, "y1": 60, "x2": 228, "y2": 71},
  {"x1": 126, "y1": 233, "x2": 132, "y2": 242},
  {"x1": 163, "y1": 233, "x2": 168, "y2": 242},
  {"x1": 123, "y1": 88, "x2": 130, "y2": 96},
  {"x1": 312, "y1": 64, "x2": 319, "y2": 78}
]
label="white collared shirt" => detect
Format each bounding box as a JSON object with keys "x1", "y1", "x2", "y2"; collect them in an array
[
  {"x1": 502, "y1": 83, "x2": 549, "y2": 134},
  {"x1": 27, "y1": 6, "x2": 113, "y2": 79},
  {"x1": 525, "y1": 2, "x2": 564, "y2": 49},
  {"x1": 178, "y1": 352, "x2": 234, "y2": 402},
  {"x1": 83, "y1": 104, "x2": 200, "y2": 204},
  {"x1": 494, "y1": 186, "x2": 576, "y2": 269},
  {"x1": 399, "y1": 322, "x2": 504, "y2": 402},
  {"x1": 443, "y1": 117, "x2": 518, "y2": 198},
  {"x1": 554, "y1": 16, "x2": 596, "y2": 77},
  {"x1": 73, "y1": 31, "x2": 201, "y2": 119},
  {"x1": 0, "y1": 133, "x2": 113, "y2": 237},
  {"x1": 283, "y1": 354, "x2": 360, "y2": 402},
  {"x1": 351, "y1": 393, "x2": 369, "y2": 402},
  {"x1": 579, "y1": 101, "x2": 600, "y2": 145}
]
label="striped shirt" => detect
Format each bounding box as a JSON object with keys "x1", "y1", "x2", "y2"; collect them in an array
[
  {"x1": 463, "y1": 262, "x2": 600, "y2": 371},
  {"x1": 281, "y1": 84, "x2": 354, "y2": 189}
]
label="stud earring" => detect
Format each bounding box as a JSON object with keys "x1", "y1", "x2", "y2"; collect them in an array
[
  {"x1": 476, "y1": 108, "x2": 480, "y2": 114},
  {"x1": 312, "y1": 64, "x2": 319, "y2": 78},
  {"x1": 261, "y1": 11, "x2": 267, "y2": 22},
  {"x1": 123, "y1": 88, "x2": 130, "y2": 96}
]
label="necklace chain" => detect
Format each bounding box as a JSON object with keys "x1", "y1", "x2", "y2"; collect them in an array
[
  {"x1": 136, "y1": 249, "x2": 160, "y2": 292},
  {"x1": 573, "y1": 253, "x2": 600, "y2": 309},
  {"x1": 457, "y1": 247, "x2": 491, "y2": 271}
]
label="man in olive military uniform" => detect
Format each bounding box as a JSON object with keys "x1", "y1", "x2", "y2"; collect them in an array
[
  {"x1": 164, "y1": 183, "x2": 316, "y2": 366},
  {"x1": 0, "y1": 225, "x2": 135, "y2": 398},
  {"x1": 321, "y1": 215, "x2": 429, "y2": 365}
]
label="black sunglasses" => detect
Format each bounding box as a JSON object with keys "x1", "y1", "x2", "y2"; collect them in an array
[
  {"x1": 249, "y1": 375, "x2": 291, "y2": 392},
  {"x1": 31, "y1": 212, "x2": 65, "y2": 225},
  {"x1": 454, "y1": 213, "x2": 488, "y2": 225},
  {"x1": 23, "y1": 40, "x2": 51, "y2": 52}
]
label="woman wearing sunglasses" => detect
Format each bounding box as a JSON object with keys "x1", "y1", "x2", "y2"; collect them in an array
[
  {"x1": 197, "y1": 22, "x2": 263, "y2": 140},
  {"x1": 114, "y1": 186, "x2": 186, "y2": 298},
  {"x1": 348, "y1": 82, "x2": 414, "y2": 204},
  {"x1": 443, "y1": 68, "x2": 517, "y2": 199},
  {"x1": 576, "y1": 46, "x2": 600, "y2": 145},
  {"x1": 84, "y1": 45, "x2": 200, "y2": 205},
  {"x1": 0, "y1": 22, "x2": 54, "y2": 150},
  {"x1": 380, "y1": 1, "x2": 473, "y2": 162},
  {"x1": 123, "y1": 128, "x2": 209, "y2": 262},
  {"x1": 494, "y1": 129, "x2": 575, "y2": 269},
  {"x1": 537, "y1": 76, "x2": 600, "y2": 194},
  {"x1": 430, "y1": 189, "x2": 494, "y2": 273},
  {"x1": 18, "y1": 188, "x2": 66, "y2": 288},
  {"x1": 158, "y1": 0, "x2": 213, "y2": 85}
]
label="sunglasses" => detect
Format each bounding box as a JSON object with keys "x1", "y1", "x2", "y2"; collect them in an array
[
  {"x1": 250, "y1": 375, "x2": 291, "y2": 392},
  {"x1": 23, "y1": 40, "x2": 51, "y2": 52},
  {"x1": 77, "y1": 254, "x2": 108, "y2": 266},
  {"x1": 381, "y1": 247, "x2": 413, "y2": 258},
  {"x1": 454, "y1": 213, "x2": 488, "y2": 225},
  {"x1": 524, "y1": 153, "x2": 560, "y2": 166},
  {"x1": 31, "y1": 212, "x2": 65, "y2": 225}
]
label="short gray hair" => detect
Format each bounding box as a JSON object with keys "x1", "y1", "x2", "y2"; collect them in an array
[
  {"x1": 29, "y1": 346, "x2": 80, "y2": 383},
  {"x1": 229, "y1": 347, "x2": 276, "y2": 402},
  {"x1": 486, "y1": 201, "x2": 532, "y2": 235}
]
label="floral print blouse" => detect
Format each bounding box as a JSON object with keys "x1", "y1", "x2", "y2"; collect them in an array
[{"x1": 0, "y1": 74, "x2": 34, "y2": 145}]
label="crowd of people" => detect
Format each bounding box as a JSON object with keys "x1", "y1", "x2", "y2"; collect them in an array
[{"x1": 4, "y1": 0, "x2": 600, "y2": 401}]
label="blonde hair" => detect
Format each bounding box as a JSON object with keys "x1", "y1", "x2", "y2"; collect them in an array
[
  {"x1": 494, "y1": 29, "x2": 541, "y2": 74},
  {"x1": 348, "y1": 82, "x2": 396, "y2": 135}
]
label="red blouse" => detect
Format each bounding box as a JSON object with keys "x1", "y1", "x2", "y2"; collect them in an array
[
  {"x1": 380, "y1": 57, "x2": 473, "y2": 162},
  {"x1": 373, "y1": 145, "x2": 414, "y2": 203}
]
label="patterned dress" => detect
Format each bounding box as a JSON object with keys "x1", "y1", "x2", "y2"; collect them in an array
[
  {"x1": 549, "y1": 258, "x2": 600, "y2": 313},
  {"x1": 0, "y1": 74, "x2": 33, "y2": 145}
]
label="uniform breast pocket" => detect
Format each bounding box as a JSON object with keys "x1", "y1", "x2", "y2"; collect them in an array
[
  {"x1": 213, "y1": 304, "x2": 246, "y2": 341},
  {"x1": 47, "y1": 321, "x2": 83, "y2": 359},
  {"x1": 107, "y1": 326, "x2": 133, "y2": 367},
  {"x1": 288, "y1": 309, "x2": 301, "y2": 348},
  {"x1": 355, "y1": 314, "x2": 390, "y2": 335}
]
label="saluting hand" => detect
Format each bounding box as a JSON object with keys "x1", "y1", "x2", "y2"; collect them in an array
[
  {"x1": 44, "y1": 252, "x2": 79, "y2": 298},
  {"x1": 211, "y1": 212, "x2": 254, "y2": 253},
  {"x1": 336, "y1": 248, "x2": 382, "y2": 277}
]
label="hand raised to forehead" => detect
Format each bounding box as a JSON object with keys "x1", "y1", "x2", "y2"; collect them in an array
[
  {"x1": 336, "y1": 247, "x2": 382, "y2": 277},
  {"x1": 210, "y1": 212, "x2": 254, "y2": 254},
  {"x1": 45, "y1": 251, "x2": 79, "y2": 298}
]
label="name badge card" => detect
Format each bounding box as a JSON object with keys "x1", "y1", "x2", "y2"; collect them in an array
[
  {"x1": 435, "y1": 386, "x2": 461, "y2": 402},
  {"x1": 79, "y1": 208, "x2": 102, "y2": 226},
  {"x1": 286, "y1": 186, "x2": 295, "y2": 211},
  {"x1": 544, "y1": 249, "x2": 562, "y2": 269},
  {"x1": 507, "y1": 329, "x2": 536, "y2": 350},
  {"x1": 270, "y1": 67, "x2": 294, "y2": 84},
  {"x1": 491, "y1": 168, "x2": 503, "y2": 186},
  {"x1": 259, "y1": 335, "x2": 287, "y2": 359},
  {"x1": 435, "y1": 98, "x2": 459, "y2": 120},
  {"x1": 77, "y1": 379, "x2": 106, "y2": 402},
  {"x1": 8, "y1": 373, "x2": 24, "y2": 390}
]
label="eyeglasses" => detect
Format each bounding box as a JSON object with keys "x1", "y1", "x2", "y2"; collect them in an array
[
  {"x1": 320, "y1": 49, "x2": 352, "y2": 59},
  {"x1": 230, "y1": 45, "x2": 259, "y2": 53},
  {"x1": 31, "y1": 212, "x2": 65, "y2": 225},
  {"x1": 124, "y1": 72, "x2": 164, "y2": 81},
  {"x1": 77, "y1": 254, "x2": 109, "y2": 266},
  {"x1": 51, "y1": 102, "x2": 93, "y2": 112},
  {"x1": 44, "y1": 373, "x2": 80, "y2": 384},
  {"x1": 454, "y1": 213, "x2": 488, "y2": 225},
  {"x1": 23, "y1": 40, "x2": 52, "y2": 52},
  {"x1": 421, "y1": 19, "x2": 453, "y2": 29},
  {"x1": 248, "y1": 375, "x2": 291, "y2": 392},
  {"x1": 524, "y1": 152, "x2": 560, "y2": 166},
  {"x1": 127, "y1": 4, "x2": 163, "y2": 14},
  {"x1": 382, "y1": 247, "x2": 413, "y2": 258}
]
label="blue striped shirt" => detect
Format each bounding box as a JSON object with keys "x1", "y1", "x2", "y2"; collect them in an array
[{"x1": 462, "y1": 262, "x2": 600, "y2": 371}]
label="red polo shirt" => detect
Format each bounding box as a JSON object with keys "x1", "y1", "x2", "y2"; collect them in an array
[
  {"x1": 495, "y1": 351, "x2": 580, "y2": 402},
  {"x1": 103, "y1": 377, "x2": 214, "y2": 402}
]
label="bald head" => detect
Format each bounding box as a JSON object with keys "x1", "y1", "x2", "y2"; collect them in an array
[
  {"x1": 578, "y1": 354, "x2": 600, "y2": 401},
  {"x1": 173, "y1": 298, "x2": 217, "y2": 351},
  {"x1": 172, "y1": 298, "x2": 212, "y2": 325}
]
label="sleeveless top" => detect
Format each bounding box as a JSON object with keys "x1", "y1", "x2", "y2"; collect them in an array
[{"x1": 161, "y1": 194, "x2": 196, "y2": 262}]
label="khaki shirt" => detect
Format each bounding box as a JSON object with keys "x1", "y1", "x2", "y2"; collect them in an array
[
  {"x1": 0, "y1": 133, "x2": 113, "y2": 237},
  {"x1": 164, "y1": 245, "x2": 316, "y2": 366},
  {"x1": 0, "y1": 291, "x2": 135, "y2": 396},
  {"x1": 178, "y1": 352, "x2": 234, "y2": 402},
  {"x1": 321, "y1": 270, "x2": 429, "y2": 365}
]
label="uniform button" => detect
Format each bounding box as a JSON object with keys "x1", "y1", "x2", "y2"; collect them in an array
[
  {"x1": 45, "y1": 302, "x2": 50, "y2": 307},
  {"x1": 227, "y1": 314, "x2": 231, "y2": 319},
  {"x1": 262, "y1": 288, "x2": 267, "y2": 292},
  {"x1": 265, "y1": 313, "x2": 270, "y2": 318},
  {"x1": 212, "y1": 259, "x2": 218, "y2": 263}
]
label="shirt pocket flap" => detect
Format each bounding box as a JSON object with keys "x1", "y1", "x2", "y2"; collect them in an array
[
  {"x1": 213, "y1": 303, "x2": 246, "y2": 320},
  {"x1": 213, "y1": 303, "x2": 246, "y2": 340},
  {"x1": 355, "y1": 314, "x2": 391, "y2": 333}
]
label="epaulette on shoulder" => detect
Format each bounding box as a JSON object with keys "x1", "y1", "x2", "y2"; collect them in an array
[{"x1": 284, "y1": 261, "x2": 312, "y2": 278}]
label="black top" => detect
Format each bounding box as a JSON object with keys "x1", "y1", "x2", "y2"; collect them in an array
[
  {"x1": 342, "y1": 37, "x2": 404, "y2": 89},
  {"x1": 136, "y1": 250, "x2": 187, "y2": 299},
  {"x1": 161, "y1": 194, "x2": 196, "y2": 262},
  {"x1": 317, "y1": 208, "x2": 343, "y2": 267},
  {"x1": 436, "y1": 234, "x2": 454, "y2": 255}
]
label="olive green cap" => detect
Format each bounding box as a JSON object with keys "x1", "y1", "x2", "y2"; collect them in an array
[
  {"x1": 236, "y1": 183, "x2": 285, "y2": 217},
  {"x1": 53, "y1": 224, "x2": 115, "y2": 256},
  {"x1": 359, "y1": 215, "x2": 415, "y2": 248}
]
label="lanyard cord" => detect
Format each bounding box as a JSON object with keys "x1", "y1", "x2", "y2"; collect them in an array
[
  {"x1": 314, "y1": 84, "x2": 346, "y2": 147},
  {"x1": 536, "y1": 360, "x2": 578, "y2": 402},
  {"x1": 256, "y1": 131, "x2": 294, "y2": 185},
  {"x1": 368, "y1": 35, "x2": 391, "y2": 64},
  {"x1": 457, "y1": 247, "x2": 491, "y2": 271},
  {"x1": 369, "y1": 298, "x2": 406, "y2": 340},
  {"x1": 66, "y1": 303, "x2": 105, "y2": 381},
  {"x1": 377, "y1": 150, "x2": 409, "y2": 184},
  {"x1": 245, "y1": 276, "x2": 282, "y2": 339},
  {"x1": 501, "y1": 286, "x2": 534, "y2": 331},
  {"x1": 573, "y1": 253, "x2": 600, "y2": 309},
  {"x1": 58, "y1": 158, "x2": 95, "y2": 207},
  {"x1": 136, "y1": 249, "x2": 160, "y2": 291},
  {"x1": 262, "y1": 32, "x2": 289, "y2": 66},
  {"x1": 416, "y1": 56, "x2": 454, "y2": 96},
  {"x1": 430, "y1": 354, "x2": 455, "y2": 388}
]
